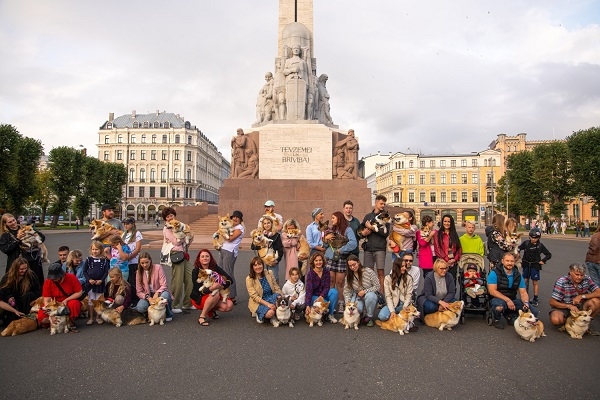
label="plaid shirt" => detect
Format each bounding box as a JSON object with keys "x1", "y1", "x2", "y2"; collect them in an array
[
  {"x1": 304, "y1": 268, "x2": 331, "y2": 307},
  {"x1": 551, "y1": 274, "x2": 599, "y2": 304}
]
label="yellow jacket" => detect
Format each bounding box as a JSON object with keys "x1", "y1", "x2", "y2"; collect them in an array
[{"x1": 246, "y1": 270, "x2": 281, "y2": 313}]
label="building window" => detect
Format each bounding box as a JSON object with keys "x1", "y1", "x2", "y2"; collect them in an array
[
  {"x1": 173, "y1": 169, "x2": 179, "y2": 182},
  {"x1": 140, "y1": 168, "x2": 146, "y2": 182},
  {"x1": 430, "y1": 191, "x2": 436, "y2": 202},
  {"x1": 451, "y1": 174, "x2": 457, "y2": 184},
  {"x1": 440, "y1": 160, "x2": 446, "y2": 167},
  {"x1": 408, "y1": 174, "x2": 415, "y2": 185},
  {"x1": 154, "y1": 122, "x2": 160, "y2": 128},
  {"x1": 129, "y1": 187, "x2": 134, "y2": 198},
  {"x1": 484, "y1": 159, "x2": 488, "y2": 167},
  {"x1": 162, "y1": 135, "x2": 167, "y2": 143},
  {"x1": 117, "y1": 135, "x2": 123, "y2": 143},
  {"x1": 419, "y1": 174, "x2": 425, "y2": 184},
  {"x1": 141, "y1": 134, "x2": 146, "y2": 143},
  {"x1": 140, "y1": 150, "x2": 146, "y2": 160},
  {"x1": 103, "y1": 151, "x2": 109, "y2": 161},
  {"x1": 461, "y1": 159, "x2": 467, "y2": 167},
  {"x1": 451, "y1": 191, "x2": 457, "y2": 202},
  {"x1": 152, "y1": 134, "x2": 157, "y2": 144},
  {"x1": 160, "y1": 169, "x2": 166, "y2": 182},
  {"x1": 430, "y1": 174, "x2": 435, "y2": 184},
  {"x1": 188, "y1": 135, "x2": 192, "y2": 144},
  {"x1": 396, "y1": 175, "x2": 402, "y2": 185},
  {"x1": 130, "y1": 150, "x2": 135, "y2": 160},
  {"x1": 186, "y1": 169, "x2": 192, "y2": 183},
  {"x1": 420, "y1": 192, "x2": 426, "y2": 202},
  {"x1": 487, "y1": 191, "x2": 493, "y2": 202},
  {"x1": 160, "y1": 187, "x2": 166, "y2": 197},
  {"x1": 472, "y1": 159, "x2": 478, "y2": 167},
  {"x1": 394, "y1": 192, "x2": 400, "y2": 203},
  {"x1": 408, "y1": 192, "x2": 415, "y2": 202},
  {"x1": 472, "y1": 174, "x2": 478, "y2": 184},
  {"x1": 164, "y1": 122, "x2": 170, "y2": 129},
  {"x1": 175, "y1": 135, "x2": 180, "y2": 144},
  {"x1": 441, "y1": 191, "x2": 447, "y2": 202},
  {"x1": 143, "y1": 122, "x2": 149, "y2": 128},
  {"x1": 441, "y1": 174, "x2": 446, "y2": 184},
  {"x1": 129, "y1": 168, "x2": 135, "y2": 182},
  {"x1": 409, "y1": 160, "x2": 414, "y2": 168},
  {"x1": 133, "y1": 122, "x2": 139, "y2": 128},
  {"x1": 149, "y1": 187, "x2": 155, "y2": 197},
  {"x1": 161, "y1": 150, "x2": 167, "y2": 160},
  {"x1": 187, "y1": 151, "x2": 192, "y2": 162},
  {"x1": 104, "y1": 135, "x2": 109, "y2": 144},
  {"x1": 461, "y1": 174, "x2": 467, "y2": 184},
  {"x1": 472, "y1": 191, "x2": 478, "y2": 202},
  {"x1": 150, "y1": 169, "x2": 156, "y2": 182},
  {"x1": 419, "y1": 160, "x2": 425, "y2": 168},
  {"x1": 106, "y1": 123, "x2": 112, "y2": 129},
  {"x1": 138, "y1": 187, "x2": 144, "y2": 197},
  {"x1": 592, "y1": 208, "x2": 598, "y2": 217},
  {"x1": 131, "y1": 135, "x2": 136, "y2": 144},
  {"x1": 174, "y1": 150, "x2": 180, "y2": 161},
  {"x1": 151, "y1": 150, "x2": 156, "y2": 160},
  {"x1": 462, "y1": 191, "x2": 468, "y2": 202},
  {"x1": 451, "y1": 160, "x2": 456, "y2": 167},
  {"x1": 116, "y1": 150, "x2": 123, "y2": 160},
  {"x1": 430, "y1": 160, "x2": 435, "y2": 168}
]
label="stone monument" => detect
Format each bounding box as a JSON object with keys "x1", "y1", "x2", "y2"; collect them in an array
[{"x1": 219, "y1": 0, "x2": 371, "y2": 230}]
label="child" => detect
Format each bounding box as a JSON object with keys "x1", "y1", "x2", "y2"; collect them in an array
[
  {"x1": 109, "y1": 235, "x2": 132, "y2": 281},
  {"x1": 463, "y1": 264, "x2": 486, "y2": 307},
  {"x1": 517, "y1": 229, "x2": 552, "y2": 307},
  {"x1": 104, "y1": 267, "x2": 132, "y2": 312},
  {"x1": 84, "y1": 241, "x2": 110, "y2": 325},
  {"x1": 251, "y1": 215, "x2": 283, "y2": 284},
  {"x1": 281, "y1": 267, "x2": 306, "y2": 320},
  {"x1": 281, "y1": 219, "x2": 301, "y2": 281},
  {"x1": 416, "y1": 215, "x2": 436, "y2": 278}
]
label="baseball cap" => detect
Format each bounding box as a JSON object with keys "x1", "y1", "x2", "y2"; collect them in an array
[
  {"x1": 264, "y1": 200, "x2": 275, "y2": 207},
  {"x1": 101, "y1": 204, "x2": 115, "y2": 212}
]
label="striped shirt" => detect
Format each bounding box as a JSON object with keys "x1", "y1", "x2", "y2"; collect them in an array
[{"x1": 551, "y1": 274, "x2": 599, "y2": 304}]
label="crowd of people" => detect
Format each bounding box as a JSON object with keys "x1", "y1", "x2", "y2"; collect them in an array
[{"x1": 1, "y1": 197, "x2": 600, "y2": 337}]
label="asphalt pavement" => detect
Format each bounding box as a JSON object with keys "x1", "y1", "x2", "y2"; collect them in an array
[{"x1": 0, "y1": 230, "x2": 598, "y2": 400}]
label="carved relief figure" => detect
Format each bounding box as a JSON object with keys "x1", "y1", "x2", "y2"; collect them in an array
[
  {"x1": 255, "y1": 72, "x2": 274, "y2": 124},
  {"x1": 332, "y1": 149, "x2": 353, "y2": 179},
  {"x1": 317, "y1": 74, "x2": 333, "y2": 125},
  {"x1": 237, "y1": 149, "x2": 259, "y2": 179},
  {"x1": 231, "y1": 129, "x2": 258, "y2": 178},
  {"x1": 283, "y1": 45, "x2": 310, "y2": 121},
  {"x1": 273, "y1": 59, "x2": 286, "y2": 121},
  {"x1": 334, "y1": 129, "x2": 359, "y2": 178}
]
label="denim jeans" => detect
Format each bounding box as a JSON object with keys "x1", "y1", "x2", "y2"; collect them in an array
[
  {"x1": 378, "y1": 302, "x2": 405, "y2": 321},
  {"x1": 136, "y1": 291, "x2": 173, "y2": 318},
  {"x1": 489, "y1": 298, "x2": 538, "y2": 321},
  {"x1": 423, "y1": 298, "x2": 456, "y2": 316},
  {"x1": 353, "y1": 291, "x2": 378, "y2": 318},
  {"x1": 266, "y1": 262, "x2": 280, "y2": 285},
  {"x1": 312, "y1": 288, "x2": 338, "y2": 315},
  {"x1": 586, "y1": 262, "x2": 600, "y2": 287}
]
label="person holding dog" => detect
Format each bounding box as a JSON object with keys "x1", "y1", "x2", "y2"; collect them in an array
[
  {"x1": 487, "y1": 252, "x2": 536, "y2": 329},
  {"x1": 37, "y1": 263, "x2": 83, "y2": 332},
  {"x1": 252, "y1": 215, "x2": 284, "y2": 284},
  {"x1": 378, "y1": 255, "x2": 415, "y2": 325},
  {"x1": 135, "y1": 252, "x2": 174, "y2": 322},
  {"x1": 433, "y1": 214, "x2": 462, "y2": 282},
  {"x1": 219, "y1": 210, "x2": 245, "y2": 305},
  {"x1": 325, "y1": 211, "x2": 357, "y2": 314},
  {"x1": 306, "y1": 208, "x2": 326, "y2": 255},
  {"x1": 0, "y1": 257, "x2": 41, "y2": 326},
  {"x1": 549, "y1": 262, "x2": 600, "y2": 335},
  {"x1": 258, "y1": 200, "x2": 283, "y2": 232},
  {"x1": 246, "y1": 256, "x2": 282, "y2": 324},
  {"x1": 122, "y1": 217, "x2": 143, "y2": 307},
  {"x1": 191, "y1": 249, "x2": 234, "y2": 326},
  {"x1": 343, "y1": 255, "x2": 380, "y2": 326},
  {"x1": 361, "y1": 195, "x2": 390, "y2": 295},
  {"x1": 417, "y1": 258, "x2": 456, "y2": 322},
  {"x1": 304, "y1": 252, "x2": 338, "y2": 323},
  {"x1": 104, "y1": 267, "x2": 133, "y2": 313}
]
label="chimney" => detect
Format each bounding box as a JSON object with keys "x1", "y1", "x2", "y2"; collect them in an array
[
  {"x1": 156, "y1": 110, "x2": 160, "y2": 115},
  {"x1": 131, "y1": 110, "x2": 136, "y2": 118},
  {"x1": 108, "y1": 112, "x2": 114, "y2": 122}
]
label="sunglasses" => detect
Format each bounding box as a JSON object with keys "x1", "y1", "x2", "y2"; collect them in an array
[{"x1": 402, "y1": 259, "x2": 414, "y2": 263}]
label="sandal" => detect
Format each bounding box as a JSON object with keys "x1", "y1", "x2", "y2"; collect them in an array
[
  {"x1": 198, "y1": 316, "x2": 210, "y2": 326},
  {"x1": 212, "y1": 311, "x2": 220, "y2": 320},
  {"x1": 69, "y1": 324, "x2": 79, "y2": 333}
]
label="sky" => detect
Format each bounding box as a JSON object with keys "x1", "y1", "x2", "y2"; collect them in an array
[{"x1": 1, "y1": 0, "x2": 599, "y2": 160}]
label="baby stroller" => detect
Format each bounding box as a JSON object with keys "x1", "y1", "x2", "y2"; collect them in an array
[{"x1": 458, "y1": 254, "x2": 488, "y2": 324}]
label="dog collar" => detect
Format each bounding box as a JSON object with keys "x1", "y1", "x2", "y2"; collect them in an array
[{"x1": 518, "y1": 323, "x2": 532, "y2": 330}]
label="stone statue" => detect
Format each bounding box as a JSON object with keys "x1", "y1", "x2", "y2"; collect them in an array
[
  {"x1": 231, "y1": 128, "x2": 258, "y2": 178},
  {"x1": 334, "y1": 129, "x2": 359, "y2": 178},
  {"x1": 317, "y1": 74, "x2": 333, "y2": 125},
  {"x1": 332, "y1": 148, "x2": 353, "y2": 179},
  {"x1": 237, "y1": 148, "x2": 259, "y2": 179},
  {"x1": 255, "y1": 72, "x2": 274, "y2": 124},
  {"x1": 283, "y1": 44, "x2": 310, "y2": 121},
  {"x1": 273, "y1": 59, "x2": 286, "y2": 121}
]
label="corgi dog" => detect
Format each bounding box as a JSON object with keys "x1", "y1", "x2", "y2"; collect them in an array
[
  {"x1": 272, "y1": 296, "x2": 294, "y2": 328},
  {"x1": 79, "y1": 296, "x2": 89, "y2": 319},
  {"x1": 17, "y1": 225, "x2": 49, "y2": 262},
  {"x1": 0, "y1": 297, "x2": 41, "y2": 336},
  {"x1": 213, "y1": 214, "x2": 234, "y2": 250},
  {"x1": 388, "y1": 212, "x2": 411, "y2": 253},
  {"x1": 147, "y1": 296, "x2": 168, "y2": 326},
  {"x1": 297, "y1": 235, "x2": 310, "y2": 262},
  {"x1": 90, "y1": 219, "x2": 122, "y2": 244},
  {"x1": 424, "y1": 300, "x2": 464, "y2": 331},
  {"x1": 250, "y1": 228, "x2": 279, "y2": 266},
  {"x1": 45, "y1": 298, "x2": 71, "y2": 335},
  {"x1": 285, "y1": 225, "x2": 301, "y2": 238},
  {"x1": 376, "y1": 304, "x2": 421, "y2": 335},
  {"x1": 323, "y1": 229, "x2": 349, "y2": 249},
  {"x1": 165, "y1": 218, "x2": 194, "y2": 246},
  {"x1": 514, "y1": 309, "x2": 546, "y2": 342},
  {"x1": 371, "y1": 212, "x2": 391, "y2": 235},
  {"x1": 340, "y1": 302, "x2": 360, "y2": 330},
  {"x1": 196, "y1": 268, "x2": 230, "y2": 303},
  {"x1": 559, "y1": 309, "x2": 592, "y2": 339},
  {"x1": 91, "y1": 298, "x2": 147, "y2": 327},
  {"x1": 306, "y1": 296, "x2": 330, "y2": 327}
]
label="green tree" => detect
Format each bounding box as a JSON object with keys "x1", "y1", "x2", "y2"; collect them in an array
[
  {"x1": 73, "y1": 156, "x2": 105, "y2": 221},
  {"x1": 532, "y1": 142, "x2": 574, "y2": 218},
  {"x1": 95, "y1": 162, "x2": 127, "y2": 214},
  {"x1": 567, "y1": 126, "x2": 600, "y2": 225},
  {"x1": 0, "y1": 124, "x2": 43, "y2": 214},
  {"x1": 48, "y1": 147, "x2": 85, "y2": 227},
  {"x1": 32, "y1": 169, "x2": 54, "y2": 223},
  {"x1": 496, "y1": 151, "x2": 543, "y2": 219}
]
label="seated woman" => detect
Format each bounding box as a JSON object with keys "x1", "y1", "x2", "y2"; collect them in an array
[
  {"x1": 37, "y1": 263, "x2": 83, "y2": 332},
  {"x1": 416, "y1": 258, "x2": 456, "y2": 321},
  {"x1": 0, "y1": 257, "x2": 41, "y2": 325},
  {"x1": 191, "y1": 249, "x2": 234, "y2": 326},
  {"x1": 304, "y1": 252, "x2": 338, "y2": 323},
  {"x1": 135, "y1": 252, "x2": 173, "y2": 322},
  {"x1": 104, "y1": 267, "x2": 132, "y2": 313},
  {"x1": 343, "y1": 255, "x2": 380, "y2": 326},
  {"x1": 246, "y1": 256, "x2": 282, "y2": 324},
  {"x1": 378, "y1": 256, "x2": 415, "y2": 323}
]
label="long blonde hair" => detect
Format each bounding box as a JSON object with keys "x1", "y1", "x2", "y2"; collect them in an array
[
  {"x1": 106, "y1": 267, "x2": 129, "y2": 297},
  {"x1": 65, "y1": 250, "x2": 83, "y2": 274},
  {"x1": 0, "y1": 213, "x2": 17, "y2": 233}
]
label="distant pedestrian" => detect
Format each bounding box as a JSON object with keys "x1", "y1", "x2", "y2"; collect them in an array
[
  {"x1": 561, "y1": 220, "x2": 567, "y2": 235},
  {"x1": 75, "y1": 218, "x2": 80, "y2": 230},
  {"x1": 584, "y1": 220, "x2": 591, "y2": 238}
]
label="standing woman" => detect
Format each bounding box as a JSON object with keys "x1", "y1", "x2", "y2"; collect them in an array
[
  {"x1": 485, "y1": 214, "x2": 513, "y2": 270},
  {"x1": 220, "y1": 210, "x2": 245, "y2": 305},
  {"x1": 122, "y1": 217, "x2": 143, "y2": 307},
  {"x1": 585, "y1": 225, "x2": 600, "y2": 287},
  {"x1": 416, "y1": 215, "x2": 436, "y2": 278},
  {"x1": 0, "y1": 257, "x2": 41, "y2": 325},
  {"x1": 246, "y1": 256, "x2": 282, "y2": 324},
  {"x1": 343, "y1": 255, "x2": 380, "y2": 326},
  {"x1": 191, "y1": 249, "x2": 234, "y2": 326},
  {"x1": 324, "y1": 211, "x2": 357, "y2": 313},
  {"x1": 378, "y1": 256, "x2": 415, "y2": 323},
  {"x1": 0, "y1": 213, "x2": 46, "y2": 285},
  {"x1": 433, "y1": 214, "x2": 462, "y2": 282},
  {"x1": 252, "y1": 215, "x2": 284, "y2": 284},
  {"x1": 281, "y1": 219, "x2": 301, "y2": 280},
  {"x1": 304, "y1": 252, "x2": 338, "y2": 323}
]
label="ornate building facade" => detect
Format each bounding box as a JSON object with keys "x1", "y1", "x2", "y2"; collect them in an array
[{"x1": 97, "y1": 111, "x2": 229, "y2": 220}]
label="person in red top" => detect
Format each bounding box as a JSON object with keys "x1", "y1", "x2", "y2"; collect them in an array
[
  {"x1": 38, "y1": 263, "x2": 83, "y2": 331},
  {"x1": 433, "y1": 214, "x2": 462, "y2": 282}
]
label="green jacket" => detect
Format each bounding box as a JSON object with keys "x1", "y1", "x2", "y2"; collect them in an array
[{"x1": 459, "y1": 233, "x2": 485, "y2": 257}]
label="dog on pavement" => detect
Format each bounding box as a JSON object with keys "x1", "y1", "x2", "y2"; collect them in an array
[
  {"x1": 272, "y1": 296, "x2": 294, "y2": 328},
  {"x1": 340, "y1": 301, "x2": 360, "y2": 330},
  {"x1": 559, "y1": 309, "x2": 592, "y2": 339},
  {"x1": 514, "y1": 309, "x2": 546, "y2": 342},
  {"x1": 91, "y1": 298, "x2": 147, "y2": 327},
  {"x1": 306, "y1": 296, "x2": 330, "y2": 327},
  {"x1": 45, "y1": 298, "x2": 71, "y2": 335},
  {"x1": 147, "y1": 296, "x2": 168, "y2": 326},
  {"x1": 423, "y1": 300, "x2": 464, "y2": 331},
  {"x1": 376, "y1": 304, "x2": 420, "y2": 335}
]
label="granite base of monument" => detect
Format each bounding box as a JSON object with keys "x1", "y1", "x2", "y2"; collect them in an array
[{"x1": 218, "y1": 178, "x2": 372, "y2": 234}]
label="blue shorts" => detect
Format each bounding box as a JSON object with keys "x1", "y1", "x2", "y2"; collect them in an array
[{"x1": 522, "y1": 265, "x2": 540, "y2": 281}]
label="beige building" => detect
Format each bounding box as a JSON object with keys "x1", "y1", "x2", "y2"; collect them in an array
[
  {"x1": 375, "y1": 149, "x2": 502, "y2": 226},
  {"x1": 97, "y1": 111, "x2": 230, "y2": 221}
]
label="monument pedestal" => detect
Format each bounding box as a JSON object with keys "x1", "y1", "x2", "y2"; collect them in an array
[{"x1": 218, "y1": 178, "x2": 372, "y2": 234}]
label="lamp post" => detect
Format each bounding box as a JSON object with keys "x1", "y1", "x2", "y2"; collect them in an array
[
  {"x1": 489, "y1": 157, "x2": 495, "y2": 219},
  {"x1": 506, "y1": 178, "x2": 509, "y2": 219}
]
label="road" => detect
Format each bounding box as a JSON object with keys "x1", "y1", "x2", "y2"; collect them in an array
[{"x1": 0, "y1": 231, "x2": 598, "y2": 399}]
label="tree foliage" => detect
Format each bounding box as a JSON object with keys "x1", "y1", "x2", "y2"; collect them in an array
[
  {"x1": 567, "y1": 126, "x2": 600, "y2": 224},
  {"x1": 32, "y1": 169, "x2": 54, "y2": 222},
  {"x1": 531, "y1": 142, "x2": 574, "y2": 218},
  {"x1": 95, "y1": 162, "x2": 127, "y2": 209},
  {"x1": 496, "y1": 151, "x2": 543, "y2": 218},
  {"x1": 72, "y1": 157, "x2": 105, "y2": 221},
  {"x1": 48, "y1": 147, "x2": 85, "y2": 227}
]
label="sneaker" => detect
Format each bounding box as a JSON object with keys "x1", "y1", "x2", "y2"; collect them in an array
[
  {"x1": 183, "y1": 306, "x2": 196, "y2": 310},
  {"x1": 337, "y1": 302, "x2": 345, "y2": 314},
  {"x1": 256, "y1": 315, "x2": 264, "y2": 324},
  {"x1": 366, "y1": 318, "x2": 374, "y2": 327},
  {"x1": 586, "y1": 329, "x2": 600, "y2": 336},
  {"x1": 96, "y1": 318, "x2": 104, "y2": 325},
  {"x1": 531, "y1": 298, "x2": 539, "y2": 307},
  {"x1": 172, "y1": 308, "x2": 183, "y2": 314},
  {"x1": 328, "y1": 314, "x2": 337, "y2": 324},
  {"x1": 165, "y1": 317, "x2": 173, "y2": 322},
  {"x1": 493, "y1": 319, "x2": 504, "y2": 330}
]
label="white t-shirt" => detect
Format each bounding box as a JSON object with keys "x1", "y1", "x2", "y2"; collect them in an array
[{"x1": 123, "y1": 230, "x2": 143, "y2": 264}]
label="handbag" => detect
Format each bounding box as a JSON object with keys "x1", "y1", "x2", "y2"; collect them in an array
[{"x1": 170, "y1": 251, "x2": 185, "y2": 264}]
